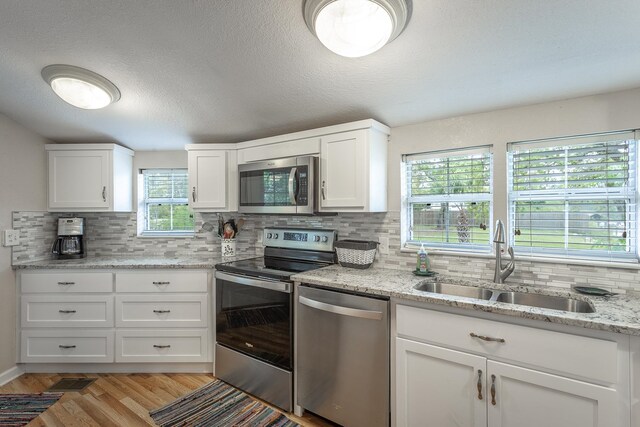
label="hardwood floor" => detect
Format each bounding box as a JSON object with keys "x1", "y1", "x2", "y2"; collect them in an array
[{"x1": 0, "y1": 373, "x2": 333, "y2": 426}]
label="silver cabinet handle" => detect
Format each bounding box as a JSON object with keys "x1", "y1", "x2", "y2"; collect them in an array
[
  {"x1": 321, "y1": 180, "x2": 326, "y2": 200},
  {"x1": 152, "y1": 281, "x2": 170, "y2": 285},
  {"x1": 153, "y1": 310, "x2": 171, "y2": 314},
  {"x1": 288, "y1": 167, "x2": 298, "y2": 205},
  {"x1": 192, "y1": 186, "x2": 196, "y2": 202},
  {"x1": 153, "y1": 345, "x2": 171, "y2": 349},
  {"x1": 491, "y1": 374, "x2": 497, "y2": 405},
  {"x1": 57, "y1": 281, "x2": 75, "y2": 285},
  {"x1": 58, "y1": 310, "x2": 76, "y2": 314},
  {"x1": 470, "y1": 333, "x2": 505, "y2": 343},
  {"x1": 477, "y1": 369, "x2": 483, "y2": 400},
  {"x1": 299, "y1": 295, "x2": 383, "y2": 320},
  {"x1": 102, "y1": 186, "x2": 106, "y2": 202},
  {"x1": 59, "y1": 345, "x2": 76, "y2": 349}
]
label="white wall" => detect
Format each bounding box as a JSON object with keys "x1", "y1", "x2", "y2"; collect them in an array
[
  {"x1": 389, "y1": 87, "x2": 640, "y2": 223},
  {"x1": 0, "y1": 115, "x2": 48, "y2": 373}
]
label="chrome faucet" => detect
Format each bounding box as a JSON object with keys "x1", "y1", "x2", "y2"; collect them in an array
[{"x1": 493, "y1": 219, "x2": 515, "y2": 283}]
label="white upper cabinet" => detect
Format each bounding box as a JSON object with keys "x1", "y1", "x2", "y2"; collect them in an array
[
  {"x1": 319, "y1": 126, "x2": 388, "y2": 212},
  {"x1": 46, "y1": 144, "x2": 133, "y2": 212},
  {"x1": 186, "y1": 145, "x2": 237, "y2": 212},
  {"x1": 236, "y1": 119, "x2": 390, "y2": 213}
]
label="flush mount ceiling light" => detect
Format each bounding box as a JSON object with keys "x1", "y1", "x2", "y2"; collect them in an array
[
  {"x1": 41, "y1": 64, "x2": 121, "y2": 109},
  {"x1": 304, "y1": 0, "x2": 410, "y2": 58}
]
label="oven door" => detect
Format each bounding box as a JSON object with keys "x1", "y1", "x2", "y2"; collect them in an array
[
  {"x1": 215, "y1": 271, "x2": 293, "y2": 371},
  {"x1": 238, "y1": 156, "x2": 315, "y2": 214}
]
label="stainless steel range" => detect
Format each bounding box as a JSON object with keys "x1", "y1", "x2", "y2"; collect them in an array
[{"x1": 214, "y1": 227, "x2": 336, "y2": 412}]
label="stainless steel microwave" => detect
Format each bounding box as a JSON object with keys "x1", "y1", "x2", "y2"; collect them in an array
[{"x1": 238, "y1": 156, "x2": 317, "y2": 214}]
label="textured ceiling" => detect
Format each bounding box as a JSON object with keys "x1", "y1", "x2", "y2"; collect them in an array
[{"x1": 1, "y1": 1, "x2": 640, "y2": 150}]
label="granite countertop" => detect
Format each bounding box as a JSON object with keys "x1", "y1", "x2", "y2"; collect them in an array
[
  {"x1": 291, "y1": 264, "x2": 640, "y2": 336},
  {"x1": 12, "y1": 254, "x2": 258, "y2": 270}
]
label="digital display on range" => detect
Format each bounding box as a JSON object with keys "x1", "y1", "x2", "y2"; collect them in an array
[{"x1": 284, "y1": 232, "x2": 308, "y2": 242}]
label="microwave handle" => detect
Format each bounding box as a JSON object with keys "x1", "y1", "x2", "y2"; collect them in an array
[{"x1": 288, "y1": 167, "x2": 298, "y2": 205}]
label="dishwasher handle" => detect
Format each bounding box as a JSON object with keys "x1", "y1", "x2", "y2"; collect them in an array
[{"x1": 299, "y1": 295, "x2": 383, "y2": 320}]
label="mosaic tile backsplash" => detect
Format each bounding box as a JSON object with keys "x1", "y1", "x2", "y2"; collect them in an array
[{"x1": 12, "y1": 211, "x2": 640, "y2": 293}]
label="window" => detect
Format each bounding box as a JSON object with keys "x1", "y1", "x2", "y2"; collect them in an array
[
  {"x1": 508, "y1": 131, "x2": 637, "y2": 262},
  {"x1": 141, "y1": 169, "x2": 195, "y2": 234},
  {"x1": 403, "y1": 146, "x2": 493, "y2": 252}
]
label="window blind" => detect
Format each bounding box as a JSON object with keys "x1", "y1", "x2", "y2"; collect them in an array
[
  {"x1": 403, "y1": 146, "x2": 493, "y2": 251},
  {"x1": 507, "y1": 132, "x2": 637, "y2": 261},
  {"x1": 142, "y1": 169, "x2": 194, "y2": 233}
]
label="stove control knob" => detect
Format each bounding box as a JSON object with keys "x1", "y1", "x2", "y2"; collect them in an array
[
  {"x1": 321, "y1": 236, "x2": 328, "y2": 243},
  {"x1": 274, "y1": 233, "x2": 279, "y2": 239},
  {"x1": 313, "y1": 235, "x2": 321, "y2": 242},
  {"x1": 266, "y1": 233, "x2": 273, "y2": 239}
]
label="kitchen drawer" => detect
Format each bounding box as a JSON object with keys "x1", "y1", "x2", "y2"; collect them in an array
[
  {"x1": 115, "y1": 294, "x2": 208, "y2": 327},
  {"x1": 20, "y1": 272, "x2": 113, "y2": 293},
  {"x1": 21, "y1": 329, "x2": 114, "y2": 363},
  {"x1": 115, "y1": 271, "x2": 208, "y2": 293},
  {"x1": 115, "y1": 329, "x2": 208, "y2": 362},
  {"x1": 21, "y1": 295, "x2": 114, "y2": 328},
  {"x1": 396, "y1": 304, "x2": 618, "y2": 384}
]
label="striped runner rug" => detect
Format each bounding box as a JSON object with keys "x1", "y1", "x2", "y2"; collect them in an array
[
  {"x1": 150, "y1": 379, "x2": 299, "y2": 427},
  {"x1": 0, "y1": 393, "x2": 63, "y2": 426}
]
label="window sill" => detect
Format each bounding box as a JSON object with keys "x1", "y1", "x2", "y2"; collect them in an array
[
  {"x1": 138, "y1": 232, "x2": 195, "y2": 239},
  {"x1": 400, "y1": 245, "x2": 640, "y2": 269}
]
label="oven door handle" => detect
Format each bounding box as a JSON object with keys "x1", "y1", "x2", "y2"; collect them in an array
[
  {"x1": 288, "y1": 167, "x2": 298, "y2": 205},
  {"x1": 215, "y1": 271, "x2": 291, "y2": 293},
  {"x1": 299, "y1": 296, "x2": 383, "y2": 320}
]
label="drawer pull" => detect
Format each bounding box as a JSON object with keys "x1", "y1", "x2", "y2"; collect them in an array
[
  {"x1": 477, "y1": 370, "x2": 483, "y2": 400},
  {"x1": 153, "y1": 345, "x2": 171, "y2": 349},
  {"x1": 57, "y1": 281, "x2": 75, "y2": 285},
  {"x1": 470, "y1": 332, "x2": 505, "y2": 343},
  {"x1": 152, "y1": 281, "x2": 170, "y2": 285},
  {"x1": 491, "y1": 374, "x2": 497, "y2": 405},
  {"x1": 59, "y1": 345, "x2": 76, "y2": 349},
  {"x1": 153, "y1": 310, "x2": 171, "y2": 314},
  {"x1": 58, "y1": 310, "x2": 77, "y2": 314}
]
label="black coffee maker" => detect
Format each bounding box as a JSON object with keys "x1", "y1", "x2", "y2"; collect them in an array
[{"x1": 52, "y1": 217, "x2": 86, "y2": 259}]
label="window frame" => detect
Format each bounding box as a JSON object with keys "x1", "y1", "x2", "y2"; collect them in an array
[
  {"x1": 140, "y1": 168, "x2": 195, "y2": 236},
  {"x1": 402, "y1": 146, "x2": 494, "y2": 253},
  {"x1": 507, "y1": 131, "x2": 638, "y2": 263}
]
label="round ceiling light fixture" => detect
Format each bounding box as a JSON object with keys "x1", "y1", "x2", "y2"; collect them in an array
[
  {"x1": 41, "y1": 64, "x2": 121, "y2": 109},
  {"x1": 304, "y1": 0, "x2": 410, "y2": 58}
]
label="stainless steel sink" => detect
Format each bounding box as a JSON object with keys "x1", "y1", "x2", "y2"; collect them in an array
[
  {"x1": 413, "y1": 282, "x2": 596, "y2": 313},
  {"x1": 414, "y1": 282, "x2": 493, "y2": 300},
  {"x1": 495, "y1": 291, "x2": 595, "y2": 313}
]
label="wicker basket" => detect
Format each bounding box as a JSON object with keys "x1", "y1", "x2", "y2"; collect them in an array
[{"x1": 334, "y1": 240, "x2": 379, "y2": 269}]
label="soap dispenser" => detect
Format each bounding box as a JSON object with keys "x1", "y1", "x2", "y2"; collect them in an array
[{"x1": 417, "y1": 243, "x2": 430, "y2": 273}]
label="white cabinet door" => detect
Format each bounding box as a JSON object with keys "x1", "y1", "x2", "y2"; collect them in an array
[
  {"x1": 48, "y1": 150, "x2": 110, "y2": 209},
  {"x1": 396, "y1": 338, "x2": 487, "y2": 427},
  {"x1": 320, "y1": 130, "x2": 366, "y2": 209},
  {"x1": 487, "y1": 360, "x2": 620, "y2": 427},
  {"x1": 188, "y1": 150, "x2": 228, "y2": 210}
]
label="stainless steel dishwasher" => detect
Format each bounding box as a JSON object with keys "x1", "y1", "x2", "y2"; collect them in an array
[{"x1": 296, "y1": 284, "x2": 389, "y2": 427}]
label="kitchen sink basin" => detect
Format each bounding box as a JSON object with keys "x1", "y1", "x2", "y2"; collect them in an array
[
  {"x1": 495, "y1": 291, "x2": 595, "y2": 313},
  {"x1": 413, "y1": 282, "x2": 596, "y2": 313},
  {"x1": 414, "y1": 282, "x2": 493, "y2": 300}
]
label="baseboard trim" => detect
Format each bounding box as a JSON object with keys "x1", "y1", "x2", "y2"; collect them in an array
[
  {"x1": 22, "y1": 362, "x2": 213, "y2": 374},
  {"x1": 0, "y1": 365, "x2": 25, "y2": 386}
]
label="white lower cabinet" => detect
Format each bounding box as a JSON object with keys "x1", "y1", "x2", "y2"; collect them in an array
[
  {"x1": 21, "y1": 329, "x2": 114, "y2": 363},
  {"x1": 396, "y1": 338, "x2": 486, "y2": 427},
  {"x1": 395, "y1": 304, "x2": 628, "y2": 427},
  {"x1": 115, "y1": 329, "x2": 208, "y2": 362},
  {"x1": 18, "y1": 269, "x2": 211, "y2": 367},
  {"x1": 487, "y1": 360, "x2": 617, "y2": 427}
]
